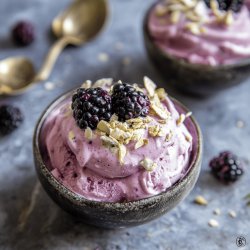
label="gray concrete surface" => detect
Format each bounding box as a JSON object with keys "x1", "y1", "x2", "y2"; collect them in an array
[{"x1": 0, "y1": 0, "x2": 249, "y2": 249}]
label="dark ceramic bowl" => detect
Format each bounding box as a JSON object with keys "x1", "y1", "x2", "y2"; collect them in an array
[
  {"x1": 33, "y1": 90, "x2": 202, "y2": 228},
  {"x1": 143, "y1": 3, "x2": 250, "y2": 96}
]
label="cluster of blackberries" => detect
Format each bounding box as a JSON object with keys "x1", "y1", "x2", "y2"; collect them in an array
[
  {"x1": 71, "y1": 83, "x2": 150, "y2": 130},
  {"x1": 0, "y1": 105, "x2": 23, "y2": 135},
  {"x1": 204, "y1": 0, "x2": 243, "y2": 13},
  {"x1": 209, "y1": 151, "x2": 244, "y2": 183},
  {"x1": 112, "y1": 83, "x2": 150, "y2": 121},
  {"x1": 12, "y1": 21, "x2": 35, "y2": 46},
  {"x1": 72, "y1": 87, "x2": 112, "y2": 130}
]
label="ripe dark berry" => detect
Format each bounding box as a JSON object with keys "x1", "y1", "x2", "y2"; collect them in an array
[
  {"x1": 12, "y1": 21, "x2": 35, "y2": 46},
  {"x1": 71, "y1": 87, "x2": 112, "y2": 130},
  {"x1": 111, "y1": 83, "x2": 150, "y2": 121},
  {"x1": 204, "y1": 0, "x2": 243, "y2": 13},
  {"x1": 0, "y1": 105, "x2": 23, "y2": 135},
  {"x1": 209, "y1": 151, "x2": 244, "y2": 184}
]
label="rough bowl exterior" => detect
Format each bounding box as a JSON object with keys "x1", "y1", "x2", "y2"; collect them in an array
[
  {"x1": 33, "y1": 91, "x2": 202, "y2": 228},
  {"x1": 143, "y1": 4, "x2": 250, "y2": 96}
]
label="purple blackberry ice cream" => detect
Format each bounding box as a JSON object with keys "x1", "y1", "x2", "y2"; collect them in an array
[
  {"x1": 40, "y1": 78, "x2": 196, "y2": 202},
  {"x1": 148, "y1": 0, "x2": 250, "y2": 66}
]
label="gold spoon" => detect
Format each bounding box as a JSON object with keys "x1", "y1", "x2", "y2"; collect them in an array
[{"x1": 0, "y1": 0, "x2": 108, "y2": 95}]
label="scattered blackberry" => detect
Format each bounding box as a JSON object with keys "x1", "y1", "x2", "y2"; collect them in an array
[
  {"x1": 204, "y1": 0, "x2": 243, "y2": 13},
  {"x1": 209, "y1": 151, "x2": 244, "y2": 183},
  {"x1": 71, "y1": 87, "x2": 112, "y2": 130},
  {"x1": 0, "y1": 105, "x2": 23, "y2": 135},
  {"x1": 111, "y1": 83, "x2": 150, "y2": 121},
  {"x1": 12, "y1": 21, "x2": 35, "y2": 46}
]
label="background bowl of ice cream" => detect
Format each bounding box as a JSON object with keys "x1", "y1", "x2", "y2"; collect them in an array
[
  {"x1": 33, "y1": 88, "x2": 202, "y2": 228},
  {"x1": 143, "y1": 0, "x2": 250, "y2": 96}
]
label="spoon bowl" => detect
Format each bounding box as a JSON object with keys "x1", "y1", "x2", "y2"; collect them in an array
[
  {"x1": 0, "y1": 57, "x2": 35, "y2": 94},
  {"x1": 0, "y1": 0, "x2": 108, "y2": 95},
  {"x1": 52, "y1": 0, "x2": 107, "y2": 43}
]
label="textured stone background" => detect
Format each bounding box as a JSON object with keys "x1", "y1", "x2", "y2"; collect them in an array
[{"x1": 0, "y1": 0, "x2": 249, "y2": 249}]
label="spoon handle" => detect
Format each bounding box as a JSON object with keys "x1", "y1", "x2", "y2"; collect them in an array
[{"x1": 34, "y1": 36, "x2": 81, "y2": 82}]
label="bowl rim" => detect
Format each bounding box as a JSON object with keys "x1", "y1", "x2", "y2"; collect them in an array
[
  {"x1": 33, "y1": 88, "x2": 203, "y2": 208},
  {"x1": 143, "y1": 0, "x2": 250, "y2": 71}
]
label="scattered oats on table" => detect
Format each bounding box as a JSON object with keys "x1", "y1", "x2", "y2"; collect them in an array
[
  {"x1": 208, "y1": 219, "x2": 219, "y2": 228},
  {"x1": 236, "y1": 120, "x2": 245, "y2": 128},
  {"x1": 194, "y1": 195, "x2": 208, "y2": 206},
  {"x1": 44, "y1": 81, "x2": 55, "y2": 90},
  {"x1": 98, "y1": 52, "x2": 109, "y2": 63},
  {"x1": 228, "y1": 210, "x2": 237, "y2": 218},
  {"x1": 213, "y1": 208, "x2": 221, "y2": 216}
]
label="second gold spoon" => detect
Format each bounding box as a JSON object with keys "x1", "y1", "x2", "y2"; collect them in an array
[{"x1": 0, "y1": 0, "x2": 108, "y2": 95}]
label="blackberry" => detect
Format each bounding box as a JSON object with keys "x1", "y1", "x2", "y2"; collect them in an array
[
  {"x1": 0, "y1": 105, "x2": 24, "y2": 135},
  {"x1": 204, "y1": 0, "x2": 243, "y2": 13},
  {"x1": 71, "y1": 87, "x2": 112, "y2": 130},
  {"x1": 12, "y1": 21, "x2": 35, "y2": 46},
  {"x1": 111, "y1": 83, "x2": 150, "y2": 121},
  {"x1": 209, "y1": 151, "x2": 244, "y2": 183}
]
